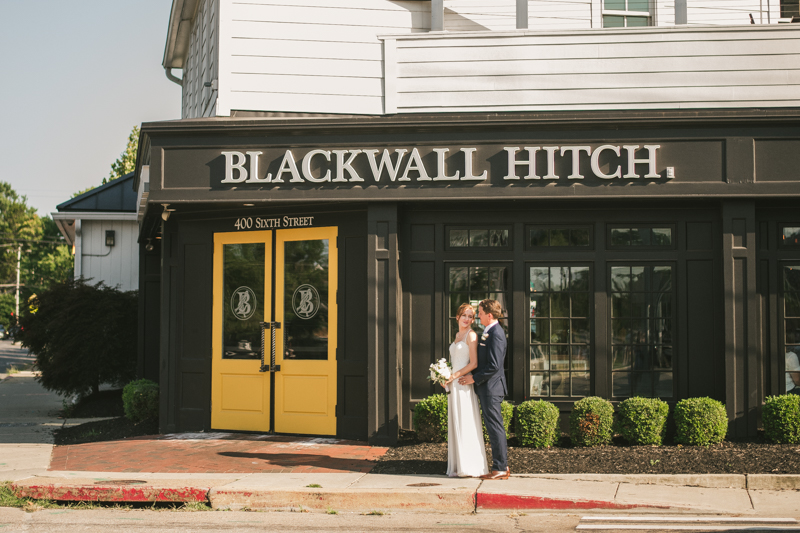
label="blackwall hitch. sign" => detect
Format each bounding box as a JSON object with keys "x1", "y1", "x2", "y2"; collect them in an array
[{"x1": 220, "y1": 145, "x2": 670, "y2": 186}]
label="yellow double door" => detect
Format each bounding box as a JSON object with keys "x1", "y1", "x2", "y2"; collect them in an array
[{"x1": 211, "y1": 227, "x2": 337, "y2": 435}]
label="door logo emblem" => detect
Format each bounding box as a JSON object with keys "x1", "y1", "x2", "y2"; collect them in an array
[
  {"x1": 292, "y1": 284, "x2": 320, "y2": 319},
  {"x1": 231, "y1": 286, "x2": 257, "y2": 320}
]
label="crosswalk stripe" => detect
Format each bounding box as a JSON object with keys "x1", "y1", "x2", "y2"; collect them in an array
[
  {"x1": 577, "y1": 516, "x2": 800, "y2": 531},
  {"x1": 581, "y1": 516, "x2": 798, "y2": 523},
  {"x1": 577, "y1": 526, "x2": 800, "y2": 531}
]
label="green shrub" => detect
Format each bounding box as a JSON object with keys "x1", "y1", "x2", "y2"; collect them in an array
[
  {"x1": 570, "y1": 396, "x2": 614, "y2": 447},
  {"x1": 20, "y1": 279, "x2": 137, "y2": 397},
  {"x1": 674, "y1": 397, "x2": 728, "y2": 446},
  {"x1": 122, "y1": 379, "x2": 160, "y2": 423},
  {"x1": 516, "y1": 400, "x2": 560, "y2": 448},
  {"x1": 481, "y1": 401, "x2": 515, "y2": 442},
  {"x1": 413, "y1": 394, "x2": 448, "y2": 442},
  {"x1": 616, "y1": 397, "x2": 669, "y2": 446},
  {"x1": 763, "y1": 395, "x2": 800, "y2": 444}
]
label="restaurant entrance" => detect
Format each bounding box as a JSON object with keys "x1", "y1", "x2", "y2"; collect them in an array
[{"x1": 211, "y1": 226, "x2": 338, "y2": 435}]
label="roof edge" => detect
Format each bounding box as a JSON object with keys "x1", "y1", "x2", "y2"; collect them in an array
[
  {"x1": 56, "y1": 173, "x2": 136, "y2": 212},
  {"x1": 162, "y1": 0, "x2": 201, "y2": 70}
]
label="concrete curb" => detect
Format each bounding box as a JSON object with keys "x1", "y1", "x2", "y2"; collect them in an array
[
  {"x1": 11, "y1": 476, "x2": 234, "y2": 503},
  {"x1": 10, "y1": 473, "x2": 800, "y2": 511},
  {"x1": 209, "y1": 487, "x2": 477, "y2": 512},
  {"x1": 517, "y1": 474, "x2": 748, "y2": 489},
  {"x1": 747, "y1": 474, "x2": 800, "y2": 491}
]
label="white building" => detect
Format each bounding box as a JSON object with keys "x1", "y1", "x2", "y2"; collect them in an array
[
  {"x1": 53, "y1": 173, "x2": 139, "y2": 292},
  {"x1": 162, "y1": 0, "x2": 800, "y2": 119}
]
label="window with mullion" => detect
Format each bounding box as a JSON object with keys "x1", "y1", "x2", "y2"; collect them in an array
[
  {"x1": 447, "y1": 265, "x2": 510, "y2": 343},
  {"x1": 529, "y1": 265, "x2": 592, "y2": 399},
  {"x1": 603, "y1": 0, "x2": 651, "y2": 27},
  {"x1": 610, "y1": 264, "x2": 674, "y2": 399},
  {"x1": 783, "y1": 265, "x2": 800, "y2": 394}
]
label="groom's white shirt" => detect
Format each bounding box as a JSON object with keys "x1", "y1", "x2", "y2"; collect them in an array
[{"x1": 482, "y1": 320, "x2": 498, "y2": 335}]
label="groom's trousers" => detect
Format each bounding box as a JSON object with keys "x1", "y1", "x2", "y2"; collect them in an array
[{"x1": 476, "y1": 392, "x2": 508, "y2": 471}]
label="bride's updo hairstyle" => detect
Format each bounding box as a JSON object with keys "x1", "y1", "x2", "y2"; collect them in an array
[{"x1": 455, "y1": 303, "x2": 475, "y2": 322}]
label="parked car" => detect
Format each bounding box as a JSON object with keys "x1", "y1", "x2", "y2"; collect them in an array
[{"x1": 0, "y1": 325, "x2": 6, "y2": 339}]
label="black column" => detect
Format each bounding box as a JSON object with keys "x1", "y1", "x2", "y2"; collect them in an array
[
  {"x1": 367, "y1": 203, "x2": 400, "y2": 446},
  {"x1": 721, "y1": 200, "x2": 761, "y2": 438}
]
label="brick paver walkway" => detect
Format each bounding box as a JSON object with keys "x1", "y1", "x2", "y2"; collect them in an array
[{"x1": 49, "y1": 433, "x2": 388, "y2": 474}]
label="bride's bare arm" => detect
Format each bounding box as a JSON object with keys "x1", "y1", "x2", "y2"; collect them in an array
[{"x1": 451, "y1": 330, "x2": 479, "y2": 379}]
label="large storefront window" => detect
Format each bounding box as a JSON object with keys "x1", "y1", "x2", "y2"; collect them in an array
[
  {"x1": 610, "y1": 265, "x2": 674, "y2": 398},
  {"x1": 448, "y1": 265, "x2": 510, "y2": 341},
  {"x1": 784, "y1": 265, "x2": 800, "y2": 394},
  {"x1": 529, "y1": 265, "x2": 592, "y2": 398}
]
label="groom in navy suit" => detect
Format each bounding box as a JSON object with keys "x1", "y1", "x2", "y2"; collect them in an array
[{"x1": 459, "y1": 299, "x2": 509, "y2": 480}]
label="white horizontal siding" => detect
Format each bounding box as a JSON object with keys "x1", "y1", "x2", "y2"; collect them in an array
[
  {"x1": 685, "y1": 0, "x2": 780, "y2": 25},
  {"x1": 230, "y1": 91, "x2": 384, "y2": 114},
  {"x1": 79, "y1": 220, "x2": 139, "y2": 292},
  {"x1": 218, "y1": 0, "x2": 427, "y2": 115},
  {"x1": 229, "y1": 54, "x2": 383, "y2": 78},
  {"x1": 391, "y1": 25, "x2": 800, "y2": 113},
  {"x1": 444, "y1": 0, "x2": 593, "y2": 32}
]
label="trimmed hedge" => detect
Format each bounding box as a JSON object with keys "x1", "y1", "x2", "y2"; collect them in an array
[
  {"x1": 413, "y1": 395, "x2": 514, "y2": 443},
  {"x1": 674, "y1": 397, "x2": 728, "y2": 446},
  {"x1": 616, "y1": 397, "x2": 669, "y2": 446},
  {"x1": 570, "y1": 396, "x2": 614, "y2": 447},
  {"x1": 122, "y1": 379, "x2": 159, "y2": 423},
  {"x1": 516, "y1": 400, "x2": 560, "y2": 448},
  {"x1": 413, "y1": 393, "x2": 449, "y2": 442},
  {"x1": 481, "y1": 400, "x2": 515, "y2": 442},
  {"x1": 763, "y1": 394, "x2": 800, "y2": 444}
]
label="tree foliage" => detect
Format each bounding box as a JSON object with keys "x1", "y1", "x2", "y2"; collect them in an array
[
  {"x1": 107, "y1": 125, "x2": 140, "y2": 184},
  {"x1": 0, "y1": 183, "x2": 73, "y2": 328},
  {"x1": 20, "y1": 279, "x2": 138, "y2": 397}
]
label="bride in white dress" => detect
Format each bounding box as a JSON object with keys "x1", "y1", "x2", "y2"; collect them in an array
[{"x1": 444, "y1": 303, "x2": 490, "y2": 478}]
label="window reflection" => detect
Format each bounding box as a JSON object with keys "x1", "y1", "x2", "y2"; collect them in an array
[
  {"x1": 529, "y1": 265, "x2": 592, "y2": 398},
  {"x1": 448, "y1": 227, "x2": 509, "y2": 248},
  {"x1": 448, "y1": 265, "x2": 510, "y2": 343},
  {"x1": 610, "y1": 265, "x2": 674, "y2": 398}
]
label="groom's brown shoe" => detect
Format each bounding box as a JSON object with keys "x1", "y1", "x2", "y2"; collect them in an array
[{"x1": 480, "y1": 469, "x2": 510, "y2": 480}]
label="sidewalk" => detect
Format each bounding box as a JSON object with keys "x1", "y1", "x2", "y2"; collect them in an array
[{"x1": 3, "y1": 371, "x2": 800, "y2": 515}]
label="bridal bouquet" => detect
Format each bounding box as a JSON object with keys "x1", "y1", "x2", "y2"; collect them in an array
[{"x1": 428, "y1": 358, "x2": 453, "y2": 393}]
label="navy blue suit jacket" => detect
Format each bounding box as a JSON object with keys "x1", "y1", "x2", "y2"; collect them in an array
[{"x1": 472, "y1": 322, "x2": 508, "y2": 397}]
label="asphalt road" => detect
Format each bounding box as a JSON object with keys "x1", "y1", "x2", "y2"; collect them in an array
[
  {"x1": 0, "y1": 338, "x2": 33, "y2": 374},
  {"x1": 0, "y1": 507, "x2": 582, "y2": 532}
]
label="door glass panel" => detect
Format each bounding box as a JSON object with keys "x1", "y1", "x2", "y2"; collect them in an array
[
  {"x1": 283, "y1": 239, "x2": 329, "y2": 360},
  {"x1": 223, "y1": 243, "x2": 265, "y2": 360}
]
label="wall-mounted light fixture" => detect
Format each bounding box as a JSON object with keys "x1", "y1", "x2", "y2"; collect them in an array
[
  {"x1": 105, "y1": 230, "x2": 116, "y2": 247},
  {"x1": 145, "y1": 238, "x2": 154, "y2": 252},
  {"x1": 162, "y1": 203, "x2": 175, "y2": 222}
]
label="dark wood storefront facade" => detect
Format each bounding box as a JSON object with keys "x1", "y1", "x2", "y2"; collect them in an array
[{"x1": 135, "y1": 110, "x2": 800, "y2": 445}]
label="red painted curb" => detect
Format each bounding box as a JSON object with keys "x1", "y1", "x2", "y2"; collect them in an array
[
  {"x1": 12, "y1": 484, "x2": 208, "y2": 503},
  {"x1": 477, "y1": 493, "x2": 669, "y2": 510}
]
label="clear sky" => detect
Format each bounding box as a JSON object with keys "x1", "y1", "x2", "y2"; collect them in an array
[{"x1": 0, "y1": 0, "x2": 181, "y2": 216}]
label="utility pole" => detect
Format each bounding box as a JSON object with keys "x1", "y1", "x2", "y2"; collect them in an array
[{"x1": 15, "y1": 244, "x2": 20, "y2": 323}]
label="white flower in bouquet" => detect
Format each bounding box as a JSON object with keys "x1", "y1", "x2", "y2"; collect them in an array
[{"x1": 428, "y1": 358, "x2": 453, "y2": 393}]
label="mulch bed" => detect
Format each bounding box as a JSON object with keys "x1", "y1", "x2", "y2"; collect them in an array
[
  {"x1": 371, "y1": 430, "x2": 800, "y2": 475},
  {"x1": 54, "y1": 393, "x2": 800, "y2": 475}
]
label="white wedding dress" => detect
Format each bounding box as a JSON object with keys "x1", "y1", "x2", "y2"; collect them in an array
[{"x1": 446, "y1": 339, "x2": 490, "y2": 478}]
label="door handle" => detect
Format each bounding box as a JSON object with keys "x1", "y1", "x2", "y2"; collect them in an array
[{"x1": 260, "y1": 321, "x2": 281, "y2": 373}]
